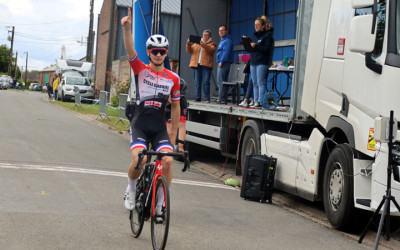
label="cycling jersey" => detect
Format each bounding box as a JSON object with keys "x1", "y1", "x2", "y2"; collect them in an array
[{"x1": 128, "y1": 54, "x2": 180, "y2": 152}]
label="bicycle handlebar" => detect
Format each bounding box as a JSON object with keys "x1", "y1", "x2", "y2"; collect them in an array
[{"x1": 135, "y1": 140, "x2": 190, "y2": 172}]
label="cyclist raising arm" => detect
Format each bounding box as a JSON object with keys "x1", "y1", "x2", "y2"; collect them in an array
[{"x1": 121, "y1": 8, "x2": 180, "y2": 212}]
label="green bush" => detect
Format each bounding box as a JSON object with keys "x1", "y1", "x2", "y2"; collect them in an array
[{"x1": 111, "y1": 77, "x2": 130, "y2": 107}]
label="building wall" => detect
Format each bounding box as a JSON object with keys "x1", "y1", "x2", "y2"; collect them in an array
[
  {"x1": 39, "y1": 71, "x2": 57, "y2": 86},
  {"x1": 95, "y1": 0, "x2": 112, "y2": 93}
]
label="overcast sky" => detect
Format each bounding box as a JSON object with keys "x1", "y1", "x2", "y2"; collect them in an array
[{"x1": 0, "y1": 0, "x2": 105, "y2": 72}]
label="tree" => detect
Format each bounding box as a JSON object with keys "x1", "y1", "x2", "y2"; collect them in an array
[{"x1": 0, "y1": 44, "x2": 11, "y2": 73}]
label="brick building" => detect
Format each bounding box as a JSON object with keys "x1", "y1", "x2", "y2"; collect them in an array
[{"x1": 38, "y1": 65, "x2": 56, "y2": 87}]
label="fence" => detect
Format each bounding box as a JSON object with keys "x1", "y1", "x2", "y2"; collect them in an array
[
  {"x1": 73, "y1": 86, "x2": 85, "y2": 111},
  {"x1": 96, "y1": 91, "x2": 111, "y2": 121},
  {"x1": 115, "y1": 93, "x2": 130, "y2": 127}
]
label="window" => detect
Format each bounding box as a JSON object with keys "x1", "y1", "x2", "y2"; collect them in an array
[
  {"x1": 355, "y1": 2, "x2": 386, "y2": 58},
  {"x1": 373, "y1": 2, "x2": 386, "y2": 58}
]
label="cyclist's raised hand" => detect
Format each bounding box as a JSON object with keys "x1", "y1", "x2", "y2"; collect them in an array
[
  {"x1": 121, "y1": 7, "x2": 132, "y2": 28},
  {"x1": 122, "y1": 7, "x2": 136, "y2": 59}
]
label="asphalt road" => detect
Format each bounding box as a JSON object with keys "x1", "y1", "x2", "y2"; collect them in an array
[{"x1": 0, "y1": 90, "x2": 384, "y2": 249}]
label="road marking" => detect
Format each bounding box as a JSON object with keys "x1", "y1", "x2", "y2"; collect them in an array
[{"x1": 0, "y1": 162, "x2": 238, "y2": 191}]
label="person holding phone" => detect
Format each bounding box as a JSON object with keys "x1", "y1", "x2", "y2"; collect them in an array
[{"x1": 186, "y1": 29, "x2": 216, "y2": 103}]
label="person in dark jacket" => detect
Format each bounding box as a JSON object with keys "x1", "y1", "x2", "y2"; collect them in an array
[
  {"x1": 216, "y1": 25, "x2": 233, "y2": 102},
  {"x1": 247, "y1": 16, "x2": 274, "y2": 108}
]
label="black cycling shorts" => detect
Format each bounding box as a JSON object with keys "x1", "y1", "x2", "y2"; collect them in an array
[{"x1": 130, "y1": 114, "x2": 173, "y2": 152}]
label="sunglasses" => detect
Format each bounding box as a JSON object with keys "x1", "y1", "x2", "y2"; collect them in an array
[{"x1": 150, "y1": 48, "x2": 167, "y2": 56}]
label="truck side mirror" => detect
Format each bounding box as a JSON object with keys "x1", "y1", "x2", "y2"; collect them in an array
[{"x1": 349, "y1": 14, "x2": 376, "y2": 53}]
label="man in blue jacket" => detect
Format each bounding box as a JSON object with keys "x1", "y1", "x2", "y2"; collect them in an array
[{"x1": 216, "y1": 25, "x2": 233, "y2": 103}]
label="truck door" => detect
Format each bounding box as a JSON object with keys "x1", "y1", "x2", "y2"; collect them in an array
[{"x1": 342, "y1": 1, "x2": 395, "y2": 156}]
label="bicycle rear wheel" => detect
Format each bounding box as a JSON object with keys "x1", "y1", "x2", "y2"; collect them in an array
[
  {"x1": 151, "y1": 176, "x2": 170, "y2": 250},
  {"x1": 130, "y1": 198, "x2": 145, "y2": 237}
]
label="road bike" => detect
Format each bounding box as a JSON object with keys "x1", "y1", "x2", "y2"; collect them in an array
[{"x1": 129, "y1": 139, "x2": 190, "y2": 250}]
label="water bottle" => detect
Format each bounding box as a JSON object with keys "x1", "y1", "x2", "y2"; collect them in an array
[{"x1": 284, "y1": 56, "x2": 289, "y2": 67}]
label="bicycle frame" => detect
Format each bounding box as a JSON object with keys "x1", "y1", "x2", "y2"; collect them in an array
[
  {"x1": 135, "y1": 146, "x2": 190, "y2": 217},
  {"x1": 151, "y1": 159, "x2": 164, "y2": 217}
]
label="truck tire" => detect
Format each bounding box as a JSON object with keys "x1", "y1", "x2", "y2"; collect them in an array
[
  {"x1": 323, "y1": 144, "x2": 356, "y2": 230},
  {"x1": 240, "y1": 120, "x2": 261, "y2": 171}
]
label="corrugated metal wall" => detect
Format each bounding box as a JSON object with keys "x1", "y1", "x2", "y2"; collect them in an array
[{"x1": 161, "y1": 14, "x2": 180, "y2": 60}]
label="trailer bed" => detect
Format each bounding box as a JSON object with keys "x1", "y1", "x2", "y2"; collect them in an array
[{"x1": 187, "y1": 100, "x2": 293, "y2": 123}]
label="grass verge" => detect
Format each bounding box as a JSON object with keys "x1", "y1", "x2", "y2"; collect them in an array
[{"x1": 52, "y1": 100, "x2": 130, "y2": 133}]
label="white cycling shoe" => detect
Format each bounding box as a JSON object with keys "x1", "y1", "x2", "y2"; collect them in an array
[{"x1": 124, "y1": 191, "x2": 135, "y2": 210}]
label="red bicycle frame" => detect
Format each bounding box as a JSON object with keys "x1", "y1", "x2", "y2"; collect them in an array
[{"x1": 151, "y1": 159, "x2": 166, "y2": 217}]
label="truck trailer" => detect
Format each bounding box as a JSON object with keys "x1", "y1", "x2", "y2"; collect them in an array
[{"x1": 184, "y1": 0, "x2": 400, "y2": 230}]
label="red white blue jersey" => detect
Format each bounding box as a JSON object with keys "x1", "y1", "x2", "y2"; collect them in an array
[{"x1": 129, "y1": 54, "x2": 180, "y2": 119}]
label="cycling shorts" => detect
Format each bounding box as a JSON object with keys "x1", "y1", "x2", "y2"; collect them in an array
[{"x1": 130, "y1": 114, "x2": 173, "y2": 152}]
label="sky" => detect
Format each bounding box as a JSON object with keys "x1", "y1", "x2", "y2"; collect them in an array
[{"x1": 0, "y1": 0, "x2": 105, "y2": 72}]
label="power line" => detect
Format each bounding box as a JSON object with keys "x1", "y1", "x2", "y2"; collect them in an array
[
  {"x1": 0, "y1": 39, "x2": 79, "y2": 45},
  {"x1": 0, "y1": 15, "x2": 89, "y2": 26},
  {"x1": 15, "y1": 32, "x2": 81, "y2": 42}
]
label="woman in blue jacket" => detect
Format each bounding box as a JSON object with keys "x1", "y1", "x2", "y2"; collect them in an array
[{"x1": 248, "y1": 17, "x2": 274, "y2": 107}]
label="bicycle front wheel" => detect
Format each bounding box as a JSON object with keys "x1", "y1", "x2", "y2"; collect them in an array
[{"x1": 151, "y1": 176, "x2": 170, "y2": 250}]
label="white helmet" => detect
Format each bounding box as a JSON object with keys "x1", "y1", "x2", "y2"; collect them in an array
[{"x1": 146, "y1": 34, "x2": 169, "y2": 49}]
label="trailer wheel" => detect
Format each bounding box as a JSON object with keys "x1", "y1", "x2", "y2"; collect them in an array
[
  {"x1": 323, "y1": 144, "x2": 356, "y2": 230},
  {"x1": 240, "y1": 122, "x2": 261, "y2": 170}
]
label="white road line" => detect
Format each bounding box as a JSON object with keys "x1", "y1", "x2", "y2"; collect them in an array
[{"x1": 0, "y1": 162, "x2": 238, "y2": 191}]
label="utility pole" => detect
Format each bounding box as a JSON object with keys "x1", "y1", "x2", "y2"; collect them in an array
[
  {"x1": 24, "y1": 52, "x2": 28, "y2": 84},
  {"x1": 8, "y1": 26, "x2": 15, "y2": 76},
  {"x1": 106, "y1": 0, "x2": 116, "y2": 91},
  {"x1": 14, "y1": 51, "x2": 18, "y2": 80},
  {"x1": 86, "y1": 0, "x2": 95, "y2": 63}
]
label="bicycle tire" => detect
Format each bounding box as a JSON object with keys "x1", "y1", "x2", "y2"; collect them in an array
[
  {"x1": 151, "y1": 175, "x2": 170, "y2": 250},
  {"x1": 130, "y1": 181, "x2": 145, "y2": 238},
  {"x1": 130, "y1": 199, "x2": 144, "y2": 237}
]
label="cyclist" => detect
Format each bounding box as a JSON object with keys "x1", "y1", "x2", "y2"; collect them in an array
[
  {"x1": 121, "y1": 9, "x2": 180, "y2": 215},
  {"x1": 165, "y1": 78, "x2": 188, "y2": 154}
]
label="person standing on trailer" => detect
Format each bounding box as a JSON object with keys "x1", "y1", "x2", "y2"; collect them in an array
[
  {"x1": 246, "y1": 16, "x2": 274, "y2": 108},
  {"x1": 186, "y1": 29, "x2": 216, "y2": 103},
  {"x1": 216, "y1": 25, "x2": 233, "y2": 103}
]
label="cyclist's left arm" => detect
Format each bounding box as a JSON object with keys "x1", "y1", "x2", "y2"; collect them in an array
[
  {"x1": 170, "y1": 101, "x2": 180, "y2": 146},
  {"x1": 169, "y1": 76, "x2": 180, "y2": 146}
]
